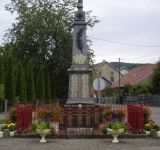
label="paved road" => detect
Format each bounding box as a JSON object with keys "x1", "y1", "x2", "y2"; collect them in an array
[
  {"x1": 150, "y1": 107, "x2": 160, "y2": 125},
  {"x1": 0, "y1": 137, "x2": 160, "y2": 150}
]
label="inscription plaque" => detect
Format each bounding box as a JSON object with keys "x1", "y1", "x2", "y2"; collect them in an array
[{"x1": 59, "y1": 104, "x2": 102, "y2": 129}]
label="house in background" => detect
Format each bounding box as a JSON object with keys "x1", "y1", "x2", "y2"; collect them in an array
[
  {"x1": 94, "y1": 60, "x2": 123, "y2": 85},
  {"x1": 117, "y1": 66, "x2": 130, "y2": 76},
  {"x1": 112, "y1": 64, "x2": 156, "y2": 88}
]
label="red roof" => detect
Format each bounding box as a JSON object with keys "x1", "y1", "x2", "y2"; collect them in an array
[{"x1": 112, "y1": 64, "x2": 156, "y2": 87}]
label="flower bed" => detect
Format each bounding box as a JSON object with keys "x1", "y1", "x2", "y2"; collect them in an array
[{"x1": 22, "y1": 103, "x2": 62, "y2": 138}]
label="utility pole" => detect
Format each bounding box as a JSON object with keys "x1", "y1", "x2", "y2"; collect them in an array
[
  {"x1": 98, "y1": 71, "x2": 101, "y2": 106},
  {"x1": 118, "y1": 58, "x2": 121, "y2": 104}
]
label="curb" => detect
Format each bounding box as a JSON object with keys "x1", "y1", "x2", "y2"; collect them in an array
[{"x1": 13, "y1": 133, "x2": 147, "y2": 139}]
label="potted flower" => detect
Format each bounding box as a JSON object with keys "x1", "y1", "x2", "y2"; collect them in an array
[
  {"x1": 36, "y1": 103, "x2": 62, "y2": 135},
  {"x1": 8, "y1": 123, "x2": 16, "y2": 131},
  {"x1": 102, "y1": 108, "x2": 127, "y2": 122},
  {"x1": 1, "y1": 124, "x2": 9, "y2": 131},
  {"x1": 100, "y1": 108, "x2": 127, "y2": 143},
  {"x1": 36, "y1": 121, "x2": 51, "y2": 143},
  {"x1": 8, "y1": 123, "x2": 16, "y2": 136},
  {"x1": 36, "y1": 120, "x2": 58, "y2": 143},
  {"x1": 152, "y1": 123, "x2": 160, "y2": 137},
  {"x1": 144, "y1": 123, "x2": 152, "y2": 135},
  {"x1": 107, "y1": 120, "x2": 125, "y2": 143},
  {"x1": 1, "y1": 123, "x2": 16, "y2": 137}
]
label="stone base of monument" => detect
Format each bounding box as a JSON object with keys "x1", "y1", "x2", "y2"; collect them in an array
[
  {"x1": 67, "y1": 128, "x2": 93, "y2": 135},
  {"x1": 66, "y1": 128, "x2": 97, "y2": 138},
  {"x1": 67, "y1": 128, "x2": 93, "y2": 134}
]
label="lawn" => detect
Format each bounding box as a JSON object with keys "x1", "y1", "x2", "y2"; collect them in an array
[{"x1": 0, "y1": 119, "x2": 7, "y2": 124}]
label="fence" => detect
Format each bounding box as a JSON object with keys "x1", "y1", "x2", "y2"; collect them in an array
[
  {"x1": 59, "y1": 104, "x2": 129, "y2": 134},
  {"x1": 59, "y1": 105, "x2": 103, "y2": 134},
  {"x1": 16, "y1": 105, "x2": 32, "y2": 132},
  {"x1": 122, "y1": 95, "x2": 160, "y2": 106},
  {"x1": 127, "y1": 104, "x2": 144, "y2": 133}
]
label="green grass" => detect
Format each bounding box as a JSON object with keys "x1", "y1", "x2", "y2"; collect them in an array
[{"x1": 0, "y1": 119, "x2": 7, "y2": 124}]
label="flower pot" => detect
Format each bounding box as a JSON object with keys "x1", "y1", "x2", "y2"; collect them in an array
[
  {"x1": 157, "y1": 131, "x2": 160, "y2": 137},
  {"x1": 10, "y1": 131, "x2": 16, "y2": 137},
  {"x1": 36, "y1": 129, "x2": 51, "y2": 143},
  {"x1": 0, "y1": 131, "x2": 3, "y2": 137},
  {"x1": 107, "y1": 128, "x2": 124, "y2": 143},
  {"x1": 145, "y1": 130, "x2": 150, "y2": 135}
]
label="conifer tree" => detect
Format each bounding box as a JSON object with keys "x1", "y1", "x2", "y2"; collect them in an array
[
  {"x1": 5, "y1": 54, "x2": 15, "y2": 105},
  {"x1": 15, "y1": 61, "x2": 26, "y2": 103},
  {"x1": 151, "y1": 61, "x2": 160, "y2": 94},
  {"x1": 36, "y1": 67, "x2": 45, "y2": 101},
  {"x1": 43, "y1": 67, "x2": 51, "y2": 103},
  {"x1": 26, "y1": 60, "x2": 35, "y2": 103},
  {"x1": 50, "y1": 76, "x2": 56, "y2": 102},
  {"x1": 0, "y1": 56, "x2": 4, "y2": 84}
]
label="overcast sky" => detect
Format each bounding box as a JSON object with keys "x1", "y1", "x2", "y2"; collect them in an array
[{"x1": 0, "y1": 0, "x2": 160, "y2": 64}]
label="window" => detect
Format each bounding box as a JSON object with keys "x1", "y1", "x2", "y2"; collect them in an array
[{"x1": 110, "y1": 77, "x2": 114, "y2": 83}]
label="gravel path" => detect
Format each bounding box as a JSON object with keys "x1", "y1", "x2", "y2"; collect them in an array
[{"x1": 0, "y1": 138, "x2": 160, "y2": 150}]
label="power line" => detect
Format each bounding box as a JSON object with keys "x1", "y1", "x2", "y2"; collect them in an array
[
  {"x1": 123, "y1": 51, "x2": 160, "y2": 60},
  {"x1": 88, "y1": 36, "x2": 160, "y2": 47}
]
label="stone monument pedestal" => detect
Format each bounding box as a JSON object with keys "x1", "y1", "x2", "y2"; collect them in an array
[{"x1": 66, "y1": 1, "x2": 94, "y2": 105}]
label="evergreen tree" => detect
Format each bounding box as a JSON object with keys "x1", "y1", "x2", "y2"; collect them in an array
[
  {"x1": 43, "y1": 67, "x2": 51, "y2": 103},
  {"x1": 36, "y1": 67, "x2": 45, "y2": 101},
  {"x1": 50, "y1": 76, "x2": 56, "y2": 102},
  {"x1": 23, "y1": 73, "x2": 27, "y2": 102},
  {"x1": 151, "y1": 61, "x2": 160, "y2": 94},
  {"x1": 15, "y1": 61, "x2": 26, "y2": 103},
  {"x1": 0, "y1": 55, "x2": 4, "y2": 84},
  {"x1": 5, "y1": 54, "x2": 15, "y2": 105},
  {"x1": 26, "y1": 60, "x2": 35, "y2": 103}
]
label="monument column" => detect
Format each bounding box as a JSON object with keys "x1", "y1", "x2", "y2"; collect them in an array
[{"x1": 66, "y1": 1, "x2": 94, "y2": 104}]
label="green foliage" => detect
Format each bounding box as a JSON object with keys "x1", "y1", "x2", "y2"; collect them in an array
[
  {"x1": 122, "y1": 83, "x2": 153, "y2": 96},
  {"x1": 50, "y1": 76, "x2": 56, "y2": 101},
  {"x1": 4, "y1": 54, "x2": 15, "y2": 105},
  {"x1": 37, "y1": 121, "x2": 48, "y2": 131},
  {"x1": 8, "y1": 123, "x2": 16, "y2": 131},
  {"x1": 4, "y1": 0, "x2": 99, "y2": 99},
  {"x1": 100, "y1": 120, "x2": 126, "y2": 134},
  {"x1": 31, "y1": 122, "x2": 37, "y2": 132},
  {"x1": 36, "y1": 67, "x2": 45, "y2": 101},
  {"x1": 0, "y1": 55, "x2": 4, "y2": 84},
  {"x1": 103, "y1": 85, "x2": 118, "y2": 97},
  {"x1": 153, "y1": 124, "x2": 160, "y2": 131},
  {"x1": 100, "y1": 123, "x2": 108, "y2": 134},
  {"x1": 7, "y1": 106, "x2": 17, "y2": 123},
  {"x1": 150, "y1": 61, "x2": 160, "y2": 94},
  {"x1": 122, "y1": 82, "x2": 133, "y2": 96},
  {"x1": 108, "y1": 120, "x2": 125, "y2": 131},
  {"x1": 0, "y1": 84, "x2": 5, "y2": 99},
  {"x1": 26, "y1": 60, "x2": 35, "y2": 103},
  {"x1": 144, "y1": 123, "x2": 152, "y2": 131},
  {"x1": 15, "y1": 61, "x2": 26, "y2": 103},
  {"x1": 131, "y1": 84, "x2": 152, "y2": 96},
  {"x1": 0, "y1": 119, "x2": 7, "y2": 124},
  {"x1": 43, "y1": 67, "x2": 51, "y2": 103},
  {"x1": 0, "y1": 84, "x2": 5, "y2": 111}
]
